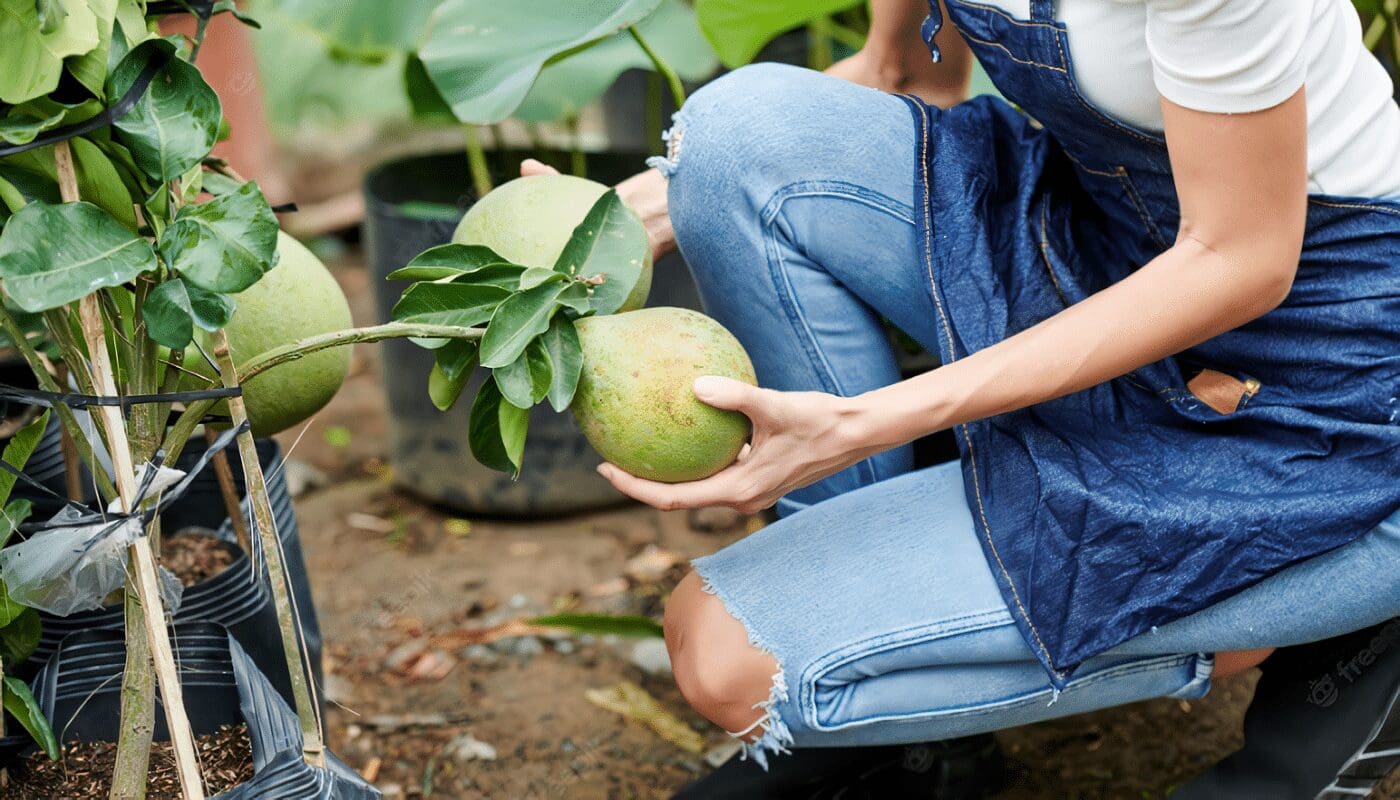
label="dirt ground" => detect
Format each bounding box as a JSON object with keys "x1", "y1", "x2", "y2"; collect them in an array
[{"x1": 280, "y1": 248, "x2": 1400, "y2": 799}]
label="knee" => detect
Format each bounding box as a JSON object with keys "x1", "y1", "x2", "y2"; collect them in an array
[{"x1": 664, "y1": 572, "x2": 778, "y2": 734}]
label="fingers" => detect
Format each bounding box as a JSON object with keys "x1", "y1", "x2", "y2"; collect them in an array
[
  {"x1": 520, "y1": 158, "x2": 560, "y2": 178},
  {"x1": 692, "y1": 376, "x2": 764, "y2": 415},
  {"x1": 597, "y1": 462, "x2": 764, "y2": 513}
]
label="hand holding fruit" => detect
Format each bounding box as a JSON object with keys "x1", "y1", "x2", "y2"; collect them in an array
[{"x1": 595, "y1": 377, "x2": 884, "y2": 515}]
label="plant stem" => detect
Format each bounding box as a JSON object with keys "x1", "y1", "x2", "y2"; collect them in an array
[
  {"x1": 211, "y1": 329, "x2": 327, "y2": 768},
  {"x1": 207, "y1": 427, "x2": 251, "y2": 554},
  {"x1": 807, "y1": 16, "x2": 835, "y2": 70},
  {"x1": 644, "y1": 73, "x2": 664, "y2": 156},
  {"x1": 110, "y1": 555, "x2": 156, "y2": 800},
  {"x1": 0, "y1": 304, "x2": 117, "y2": 501},
  {"x1": 237, "y1": 323, "x2": 484, "y2": 383},
  {"x1": 159, "y1": 398, "x2": 216, "y2": 468},
  {"x1": 54, "y1": 140, "x2": 207, "y2": 800},
  {"x1": 566, "y1": 116, "x2": 587, "y2": 178},
  {"x1": 629, "y1": 26, "x2": 687, "y2": 108},
  {"x1": 464, "y1": 125, "x2": 493, "y2": 200}
]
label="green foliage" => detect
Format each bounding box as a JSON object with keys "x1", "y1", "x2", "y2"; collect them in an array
[
  {"x1": 694, "y1": 0, "x2": 862, "y2": 68},
  {"x1": 158, "y1": 179, "x2": 279, "y2": 292},
  {"x1": 107, "y1": 39, "x2": 223, "y2": 182},
  {"x1": 271, "y1": 0, "x2": 441, "y2": 62},
  {"x1": 551, "y1": 189, "x2": 648, "y2": 316},
  {"x1": 0, "y1": 200, "x2": 157, "y2": 312},
  {"x1": 531, "y1": 613, "x2": 664, "y2": 639},
  {"x1": 0, "y1": 412, "x2": 50, "y2": 508},
  {"x1": 0, "y1": 0, "x2": 101, "y2": 104},
  {"x1": 3, "y1": 674, "x2": 58, "y2": 760},
  {"x1": 416, "y1": 0, "x2": 664, "y2": 124}
]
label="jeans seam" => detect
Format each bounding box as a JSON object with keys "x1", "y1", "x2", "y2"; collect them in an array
[
  {"x1": 960, "y1": 31, "x2": 1067, "y2": 73},
  {"x1": 1308, "y1": 198, "x2": 1400, "y2": 216},
  {"x1": 806, "y1": 654, "x2": 1198, "y2": 732},
  {"x1": 760, "y1": 181, "x2": 919, "y2": 487},
  {"x1": 947, "y1": 0, "x2": 1064, "y2": 30}
]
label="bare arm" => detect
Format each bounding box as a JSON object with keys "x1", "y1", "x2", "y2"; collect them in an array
[
  {"x1": 828, "y1": 0, "x2": 974, "y2": 107},
  {"x1": 597, "y1": 91, "x2": 1310, "y2": 513}
]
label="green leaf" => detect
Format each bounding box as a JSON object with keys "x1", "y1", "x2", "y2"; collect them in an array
[
  {"x1": 519, "y1": 265, "x2": 564, "y2": 290},
  {"x1": 0, "y1": 138, "x2": 140, "y2": 229},
  {"x1": 499, "y1": 393, "x2": 528, "y2": 473},
  {"x1": 418, "y1": 0, "x2": 664, "y2": 124},
  {"x1": 0, "y1": 107, "x2": 66, "y2": 145},
  {"x1": 434, "y1": 337, "x2": 478, "y2": 381},
  {"x1": 0, "y1": 411, "x2": 49, "y2": 508},
  {"x1": 552, "y1": 189, "x2": 648, "y2": 315},
  {"x1": 694, "y1": 0, "x2": 862, "y2": 68},
  {"x1": 404, "y1": 53, "x2": 456, "y2": 121},
  {"x1": 142, "y1": 278, "x2": 194, "y2": 348},
  {"x1": 386, "y1": 243, "x2": 509, "y2": 281},
  {"x1": 0, "y1": 0, "x2": 100, "y2": 103},
  {"x1": 0, "y1": 606, "x2": 40, "y2": 665},
  {"x1": 0, "y1": 499, "x2": 33, "y2": 549},
  {"x1": 67, "y1": 0, "x2": 120, "y2": 97},
  {"x1": 540, "y1": 315, "x2": 582, "y2": 412},
  {"x1": 555, "y1": 282, "x2": 593, "y2": 316},
  {"x1": 516, "y1": 0, "x2": 718, "y2": 123},
  {"x1": 0, "y1": 200, "x2": 157, "y2": 312},
  {"x1": 274, "y1": 0, "x2": 442, "y2": 62},
  {"x1": 427, "y1": 361, "x2": 468, "y2": 411},
  {"x1": 530, "y1": 613, "x2": 664, "y2": 639},
  {"x1": 2, "y1": 674, "x2": 58, "y2": 760},
  {"x1": 0, "y1": 580, "x2": 26, "y2": 628},
  {"x1": 107, "y1": 38, "x2": 222, "y2": 182},
  {"x1": 467, "y1": 376, "x2": 513, "y2": 473},
  {"x1": 391, "y1": 281, "x2": 510, "y2": 327},
  {"x1": 492, "y1": 337, "x2": 551, "y2": 408},
  {"x1": 159, "y1": 180, "x2": 278, "y2": 293},
  {"x1": 184, "y1": 280, "x2": 234, "y2": 331},
  {"x1": 450, "y1": 263, "x2": 529, "y2": 291},
  {"x1": 478, "y1": 281, "x2": 568, "y2": 368}
]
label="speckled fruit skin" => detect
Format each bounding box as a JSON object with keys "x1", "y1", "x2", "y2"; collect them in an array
[
  {"x1": 186, "y1": 231, "x2": 353, "y2": 436},
  {"x1": 572, "y1": 307, "x2": 756, "y2": 483},
  {"x1": 452, "y1": 175, "x2": 652, "y2": 311}
]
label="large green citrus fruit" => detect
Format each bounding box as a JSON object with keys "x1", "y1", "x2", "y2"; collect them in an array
[
  {"x1": 571, "y1": 307, "x2": 755, "y2": 483},
  {"x1": 453, "y1": 175, "x2": 652, "y2": 311},
  {"x1": 186, "y1": 231, "x2": 353, "y2": 436}
]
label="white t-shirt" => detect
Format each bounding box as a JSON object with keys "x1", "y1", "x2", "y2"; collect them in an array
[{"x1": 976, "y1": 0, "x2": 1400, "y2": 199}]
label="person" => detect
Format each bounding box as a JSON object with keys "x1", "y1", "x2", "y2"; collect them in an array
[{"x1": 530, "y1": 0, "x2": 1400, "y2": 795}]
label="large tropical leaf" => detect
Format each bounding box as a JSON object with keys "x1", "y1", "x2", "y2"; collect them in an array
[
  {"x1": 418, "y1": 0, "x2": 663, "y2": 124},
  {"x1": 271, "y1": 0, "x2": 442, "y2": 62},
  {"x1": 694, "y1": 0, "x2": 862, "y2": 68},
  {"x1": 159, "y1": 180, "x2": 279, "y2": 293},
  {"x1": 0, "y1": 201, "x2": 157, "y2": 312},
  {"x1": 107, "y1": 39, "x2": 223, "y2": 182},
  {"x1": 515, "y1": 0, "x2": 717, "y2": 122},
  {"x1": 0, "y1": 0, "x2": 101, "y2": 104}
]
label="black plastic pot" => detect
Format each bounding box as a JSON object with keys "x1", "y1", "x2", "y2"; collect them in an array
[
  {"x1": 19, "y1": 438, "x2": 323, "y2": 714},
  {"x1": 364, "y1": 149, "x2": 703, "y2": 516},
  {"x1": 0, "y1": 623, "x2": 378, "y2": 799}
]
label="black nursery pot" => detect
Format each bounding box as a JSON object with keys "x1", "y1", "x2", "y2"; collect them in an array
[
  {"x1": 16, "y1": 438, "x2": 324, "y2": 716},
  {"x1": 363, "y1": 149, "x2": 703, "y2": 517},
  {"x1": 0, "y1": 623, "x2": 379, "y2": 799}
]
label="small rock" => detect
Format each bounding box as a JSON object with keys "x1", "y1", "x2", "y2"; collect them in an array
[
  {"x1": 587, "y1": 577, "x2": 629, "y2": 597},
  {"x1": 508, "y1": 593, "x2": 531, "y2": 610},
  {"x1": 570, "y1": 759, "x2": 588, "y2": 773},
  {"x1": 560, "y1": 738, "x2": 577, "y2": 754},
  {"x1": 406, "y1": 648, "x2": 456, "y2": 681},
  {"x1": 687, "y1": 506, "x2": 743, "y2": 533},
  {"x1": 491, "y1": 635, "x2": 545, "y2": 660},
  {"x1": 461, "y1": 644, "x2": 499, "y2": 665},
  {"x1": 578, "y1": 634, "x2": 597, "y2": 647},
  {"x1": 625, "y1": 545, "x2": 683, "y2": 583},
  {"x1": 629, "y1": 638, "x2": 672, "y2": 676},
  {"x1": 553, "y1": 639, "x2": 576, "y2": 655},
  {"x1": 323, "y1": 673, "x2": 355, "y2": 705},
  {"x1": 283, "y1": 459, "x2": 328, "y2": 498},
  {"x1": 377, "y1": 782, "x2": 405, "y2": 800},
  {"x1": 383, "y1": 639, "x2": 428, "y2": 672},
  {"x1": 443, "y1": 733, "x2": 498, "y2": 763}
]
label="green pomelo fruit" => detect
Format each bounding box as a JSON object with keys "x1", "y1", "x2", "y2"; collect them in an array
[
  {"x1": 453, "y1": 175, "x2": 652, "y2": 311},
  {"x1": 571, "y1": 307, "x2": 756, "y2": 483},
  {"x1": 185, "y1": 231, "x2": 353, "y2": 436}
]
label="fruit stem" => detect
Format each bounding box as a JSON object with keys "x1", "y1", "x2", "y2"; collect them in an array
[
  {"x1": 628, "y1": 26, "x2": 686, "y2": 109},
  {"x1": 236, "y1": 322, "x2": 484, "y2": 383},
  {"x1": 464, "y1": 125, "x2": 493, "y2": 200}
]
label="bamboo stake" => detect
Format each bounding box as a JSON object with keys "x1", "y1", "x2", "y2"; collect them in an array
[
  {"x1": 53, "y1": 362, "x2": 84, "y2": 501},
  {"x1": 206, "y1": 427, "x2": 251, "y2": 554},
  {"x1": 53, "y1": 142, "x2": 207, "y2": 800},
  {"x1": 211, "y1": 329, "x2": 326, "y2": 767}
]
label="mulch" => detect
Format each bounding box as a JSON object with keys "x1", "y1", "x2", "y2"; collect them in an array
[
  {"x1": 161, "y1": 529, "x2": 239, "y2": 587},
  {"x1": 6, "y1": 723, "x2": 255, "y2": 799}
]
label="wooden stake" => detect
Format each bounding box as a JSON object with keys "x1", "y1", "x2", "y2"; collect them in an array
[
  {"x1": 206, "y1": 426, "x2": 252, "y2": 554},
  {"x1": 212, "y1": 330, "x2": 326, "y2": 767},
  {"x1": 54, "y1": 362, "x2": 83, "y2": 501},
  {"x1": 54, "y1": 142, "x2": 207, "y2": 800}
]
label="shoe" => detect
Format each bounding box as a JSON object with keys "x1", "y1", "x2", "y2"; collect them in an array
[
  {"x1": 1172, "y1": 618, "x2": 1400, "y2": 800},
  {"x1": 672, "y1": 735, "x2": 1007, "y2": 800}
]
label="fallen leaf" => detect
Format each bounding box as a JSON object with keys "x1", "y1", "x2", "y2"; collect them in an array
[
  {"x1": 407, "y1": 648, "x2": 457, "y2": 681},
  {"x1": 585, "y1": 681, "x2": 706, "y2": 754},
  {"x1": 359, "y1": 756, "x2": 382, "y2": 783},
  {"x1": 430, "y1": 619, "x2": 552, "y2": 650},
  {"x1": 587, "y1": 577, "x2": 629, "y2": 598},
  {"x1": 348, "y1": 512, "x2": 395, "y2": 533},
  {"x1": 625, "y1": 545, "x2": 682, "y2": 583}
]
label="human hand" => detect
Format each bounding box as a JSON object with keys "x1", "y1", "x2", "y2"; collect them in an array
[
  {"x1": 520, "y1": 159, "x2": 675, "y2": 260},
  {"x1": 595, "y1": 376, "x2": 883, "y2": 514}
]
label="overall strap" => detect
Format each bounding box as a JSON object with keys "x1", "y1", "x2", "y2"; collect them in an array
[
  {"x1": 1029, "y1": 0, "x2": 1056, "y2": 21},
  {"x1": 921, "y1": 0, "x2": 945, "y2": 63}
]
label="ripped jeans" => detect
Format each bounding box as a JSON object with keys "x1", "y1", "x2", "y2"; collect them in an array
[{"x1": 648, "y1": 63, "x2": 1400, "y2": 764}]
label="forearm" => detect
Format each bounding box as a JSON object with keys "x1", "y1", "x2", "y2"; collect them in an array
[{"x1": 852, "y1": 239, "x2": 1294, "y2": 449}]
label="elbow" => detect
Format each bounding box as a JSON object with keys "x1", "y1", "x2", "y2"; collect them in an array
[{"x1": 1247, "y1": 259, "x2": 1298, "y2": 317}]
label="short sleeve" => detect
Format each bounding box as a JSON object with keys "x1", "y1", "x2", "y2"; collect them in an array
[{"x1": 1145, "y1": 0, "x2": 1309, "y2": 114}]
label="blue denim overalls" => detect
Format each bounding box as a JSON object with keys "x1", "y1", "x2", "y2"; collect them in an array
[{"x1": 906, "y1": 0, "x2": 1400, "y2": 687}]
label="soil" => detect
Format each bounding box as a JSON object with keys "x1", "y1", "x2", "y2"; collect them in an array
[
  {"x1": 160, "y1": 529, "x2": 239, "y2": 587},
  {"x1": 7, "y1": 724, "x2": 254, "y2": 799},
  {"x1": 279, "y1": 247, "x2": 1400, "y2": 799}
]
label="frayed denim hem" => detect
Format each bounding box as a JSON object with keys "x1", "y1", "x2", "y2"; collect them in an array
[
  {"x1": 1168, "y1": 653, "x2": 1215, "y2": 700},
  {"x1": 645, "y1": 116, "x2": 685, "y2": 178},
  {"x1": 693, "y1": 561, "x2": 796, "y2": 770}
]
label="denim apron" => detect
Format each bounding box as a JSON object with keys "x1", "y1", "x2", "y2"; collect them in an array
[{"x1": 904, "y1": 0, "x2": 1400, "y2": 688}]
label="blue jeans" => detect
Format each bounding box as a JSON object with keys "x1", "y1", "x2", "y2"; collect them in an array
[{"x1": 649, "y1": 64, "x2": 1400, "y2": 763}]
